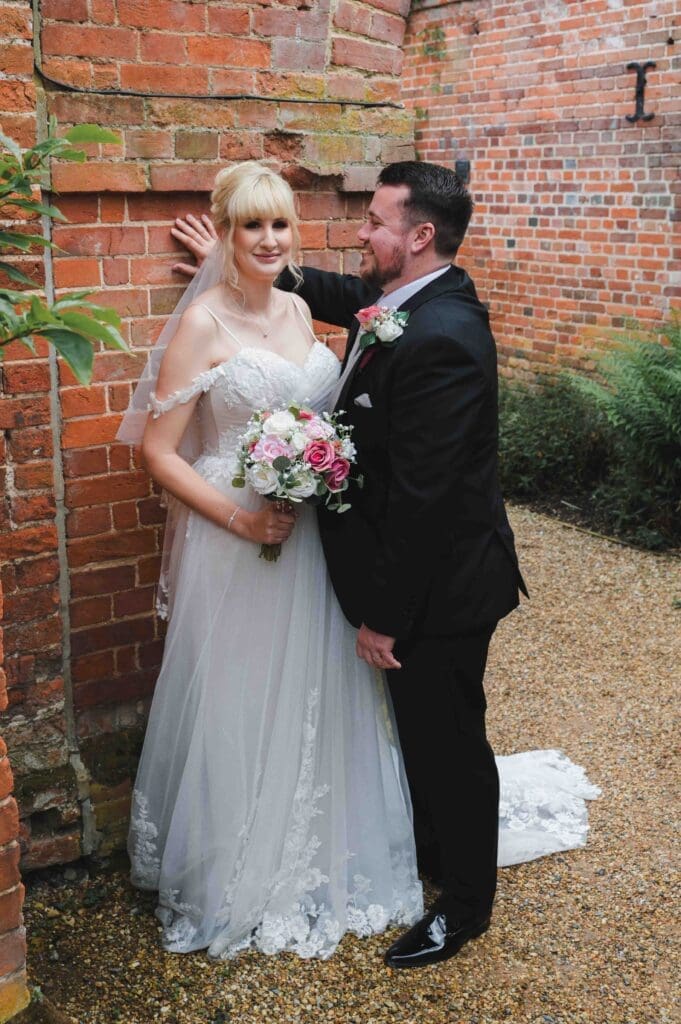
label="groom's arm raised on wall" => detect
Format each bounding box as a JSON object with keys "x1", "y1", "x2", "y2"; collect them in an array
[{"x1": 171, "y1": 215, "x2": 372, "y2": 328}]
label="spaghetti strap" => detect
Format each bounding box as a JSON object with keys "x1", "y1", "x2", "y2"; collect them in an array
[
  {"x1": 290, "y1": 293, "x2": 319, "y2": 344},
  {"x1": 197, "y1": 304, "x2": 243, "y2": 348}
]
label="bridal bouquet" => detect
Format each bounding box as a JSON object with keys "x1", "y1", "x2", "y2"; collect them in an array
[{"x1": 232, "y1": 403, "x2": 360, "y2": 561}]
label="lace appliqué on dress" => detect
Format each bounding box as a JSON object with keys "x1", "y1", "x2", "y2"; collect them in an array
[
  {"x1": 149, "y1": 363, "x2": 229, "y2": 417},
  {"x1": 129, "y1": 792, "x2": 161, "y2": 888},
  {"x1": 498, "y1": 749, "x2": 601, "y2": 867}
]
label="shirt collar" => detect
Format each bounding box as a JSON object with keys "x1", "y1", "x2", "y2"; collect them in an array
[{"x1": 379, "y1": 264, "x2": 451, "y2": 309}]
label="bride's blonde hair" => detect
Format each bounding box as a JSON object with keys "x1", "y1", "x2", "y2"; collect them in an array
[{"x1": 210, "y1": 162, "x2": 303, "y2": 291}]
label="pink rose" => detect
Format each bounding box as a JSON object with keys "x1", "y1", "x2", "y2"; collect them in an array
[
  {"x1": 325, "y1": 457, "x2": 351, "y2": 491},
  {"x1": 304, "y1": 440, "x2": 335, "y2": 471},
  {"x1": 253, "y1": 435, "x2": 293, "y2": 462},
  {"x1": 356, "y1": 304, "x2": 382, "y2": 327},
  {"x1": 297, "y1": 408, "x2": 314, "y2": 421},
  {"x1": 304, "y1": 417, "x2": 334, "y2": 440}
]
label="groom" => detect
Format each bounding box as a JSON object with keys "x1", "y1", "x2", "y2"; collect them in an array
[{"x1": 172, "y1": 160, "x2": 526, "y2": 968}]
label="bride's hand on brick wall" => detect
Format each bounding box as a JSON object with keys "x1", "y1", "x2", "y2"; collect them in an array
[{"x1": 171, "y1": 213, "x2": 219, "y2": 278}]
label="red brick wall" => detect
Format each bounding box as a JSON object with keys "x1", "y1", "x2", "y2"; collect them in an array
[
  {"x1": 1, "y1": 0, "x2": 415, "y2": 886},
  {"x1": 403, "y1": 0, "x2": 680, "y2": 376},
  {"x1": 0, "y1": 3, "x2": 38, "y2": 1017},
  {"x1": 0, "y1": 581, "x2": 29, "y2": 1022}
]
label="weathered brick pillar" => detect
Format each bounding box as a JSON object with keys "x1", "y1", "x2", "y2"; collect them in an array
[
  {"x1": 0, "y1": 579, "x2": 29, "y2": 1023},
  {"x1": 2, "y1": 0, "x2": 415, "y2": 875},
  {"x1": 1, "y1": 1, "x2": 40, "y2": 1017}
]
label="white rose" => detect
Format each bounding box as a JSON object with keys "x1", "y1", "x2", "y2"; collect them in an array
[
  {"x1": 263, "y1": 410, "x2": 296, "y2": 437},
  {"x1": 290, "y1": 430, "x2": 308, "y2": 453},
  {"x1": 375, "y1": 319, "x2": 403, "y2": 343},
  {"x1": 247, "y1": 463, "x2": 279, "y2": 495},
  {"x1": 288, "y1": 472, "x2": 317, "y2": 499}
]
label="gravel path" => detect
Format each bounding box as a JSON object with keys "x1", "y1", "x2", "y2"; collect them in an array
[{"x1": 22, "y1": 507, "x2": 680, "y2": 1024}]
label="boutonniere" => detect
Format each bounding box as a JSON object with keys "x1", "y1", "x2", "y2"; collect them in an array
[{"x1": 355, "y1": 305, "x2": 409, "y2": 352}]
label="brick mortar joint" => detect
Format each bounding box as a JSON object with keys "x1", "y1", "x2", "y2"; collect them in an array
[{"x1": 36, "y1": 76, "x2": 95, "y2": 860}]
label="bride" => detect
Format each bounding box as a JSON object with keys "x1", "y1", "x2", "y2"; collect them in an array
[{"x1": 119, "y1": 162, "x2": 599, "y2": 962}]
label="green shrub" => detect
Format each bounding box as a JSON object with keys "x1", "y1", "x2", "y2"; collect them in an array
[
  {"x1": 499, "y1": 315, "x2": 681, "y2": 550},
  {"x1": 498, "y1": 376, "x2": 609, "y2": 498}
]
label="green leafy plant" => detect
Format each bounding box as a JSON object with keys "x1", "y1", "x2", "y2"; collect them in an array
[
  {"x1": 499, "y1": 315, "x2": 681, "y2": 550},
  {"x1": 0, "y1": 120, "x2": 129, "y2": 383},
  {"x1": 570, "y1": 316, "x2": 681, "y2": 487},
  {"x1": 498, "y1": 375, "x2": 609, "y2": 498}
]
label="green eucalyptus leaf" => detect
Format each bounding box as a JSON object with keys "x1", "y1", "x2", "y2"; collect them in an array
[
  {"x1": 90, "y1": 305, "x2": 121, "y2": 327},
  {"x1": 9, "y1": 197, "x2": 66, "y2": 221},
  {"x1": 39, "y1": 328, "x2": 94, "y2": 384},
  {"x1": 0, "y1": 132, "x2": 22, "y2": 162},
  {"x1": 272, "y1": 456, "x2": 292, "y2": 472},
  {"x1": 64, "y1": 124, "x2": 121, "y2": 145},
  {"x1": 29, "y1": 296, "x2": 58, "y2": 326},
  {"x1": 57, "y1": 310, "x2": 124, "y2": 348},
  {"x1": 0, "y1": 262, "x2": 35, "y2": 286},
  {"x1": 26, "y1": 138, "x2": 67, "y2": 160},
  {"x1": 51, "y1": 290, "x2": 95, "y2": 307},
  {"x1": 0, "y1": 293, "x2": 25, "y2": 312},
  {"x1": 0, "y1": 230, "x2": 51, "y2": 252},
  {"x1": 55, "y1": 149, "x2": 87, "y2": 164}
]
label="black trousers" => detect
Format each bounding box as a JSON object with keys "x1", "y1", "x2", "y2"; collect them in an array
[{"x1": 387, "y1": 626, "x2": 499, "y2": 919}]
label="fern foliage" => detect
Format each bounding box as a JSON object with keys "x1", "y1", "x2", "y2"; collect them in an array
[
  {"x1": 499, "y1": 314, "x2": 681, "y2": 551},
  {"x1": 571, "y1": 316, "x2": 681, "y2": 487}
]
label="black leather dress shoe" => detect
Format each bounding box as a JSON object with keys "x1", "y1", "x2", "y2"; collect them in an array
[{"x1": 384, "y1": 910, "x2": 490, "y2": 969}]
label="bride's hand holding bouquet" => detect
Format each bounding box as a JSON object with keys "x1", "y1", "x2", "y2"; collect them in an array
[{"x1": 232, "y1": 403, "x2": 360, "y2": 561}]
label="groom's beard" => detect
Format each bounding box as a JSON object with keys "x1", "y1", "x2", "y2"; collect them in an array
[{"x1": 359, "y1": 243, "x2": 405, "y2": 291}]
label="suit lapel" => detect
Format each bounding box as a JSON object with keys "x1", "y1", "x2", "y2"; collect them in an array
[
  {"x1": 336, "y1": 267, "x2": 478, "y2": 410},
  {"x1": 340, "y1": 319, "x2": 361, "y2": 374}
]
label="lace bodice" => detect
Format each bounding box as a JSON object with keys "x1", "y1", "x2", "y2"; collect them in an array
[{"x1": 150, "y1": 342, "x2": 340, "y2": 461}]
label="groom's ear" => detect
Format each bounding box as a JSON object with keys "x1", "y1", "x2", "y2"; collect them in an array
[{"x1": 410, "y1": 221, "x2": 436, "y2": 255}]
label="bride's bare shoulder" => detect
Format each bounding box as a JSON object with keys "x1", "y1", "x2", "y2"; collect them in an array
[
  {"x1": 160, "y1": 300, "x2": 224, "y2": 380},
  {"x1": 285, "y1": 290, "x2": 313, "y2": 323}
]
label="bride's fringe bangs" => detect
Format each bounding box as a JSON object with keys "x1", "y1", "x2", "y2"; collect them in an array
[{"x1": 211, "y1": 162, "x2": 303, "y2": 291}]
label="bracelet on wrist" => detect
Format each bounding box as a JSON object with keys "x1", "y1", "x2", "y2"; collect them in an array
[{"x1": 227, "y1": 506, "x2": 241, "y2": 531}]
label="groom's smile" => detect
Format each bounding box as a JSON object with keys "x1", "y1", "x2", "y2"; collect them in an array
[{"x1": 357, "y1": 185, "x2": 411, "y2": 291}]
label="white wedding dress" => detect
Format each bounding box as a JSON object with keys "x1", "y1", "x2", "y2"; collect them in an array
[{"x1": 128, "y1": 323, "x2": 599, "y2": 960}]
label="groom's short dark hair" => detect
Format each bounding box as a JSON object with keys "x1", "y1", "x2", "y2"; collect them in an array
[{"x1": 378, "y1": 161, "x2": 473, "y2": 258}]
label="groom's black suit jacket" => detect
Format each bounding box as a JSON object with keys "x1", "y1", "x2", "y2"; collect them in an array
[{"x1": 285, "y1": 265, "x2": 526, "y2": 640}]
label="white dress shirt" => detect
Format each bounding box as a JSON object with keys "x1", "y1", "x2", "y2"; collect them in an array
[{"x1": 330, "y1": 263, "x2": 452, "y2": 408}]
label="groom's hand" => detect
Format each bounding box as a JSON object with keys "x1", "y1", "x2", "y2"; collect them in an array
[
  {"x1": 356, "y1": 624, "x2": 401, "y2": 671},
  {"x1": 171, "y1": 213, "x2": 218, "y2": 277}
]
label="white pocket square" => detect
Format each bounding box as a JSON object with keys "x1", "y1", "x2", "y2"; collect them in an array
[{"x1": 354, "y1": 393, "x2": 373, "y2": 408}]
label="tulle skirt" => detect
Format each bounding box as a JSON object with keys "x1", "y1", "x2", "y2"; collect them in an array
[
  {"x1": 129, "y1": 471, "x2": 600, "y2": 959},
  {"x1": 128, "y1": 481, "x2": 423, "y2": 960}
]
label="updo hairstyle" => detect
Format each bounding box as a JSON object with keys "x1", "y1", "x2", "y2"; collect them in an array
[{"x1": 210, "y1": 162, "x2": 302, "y2": 291}]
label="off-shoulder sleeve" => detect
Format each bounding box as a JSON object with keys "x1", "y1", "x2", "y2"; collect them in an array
[{"x1": 148, "y1": 364, "x2": 226, "y2": 418}]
